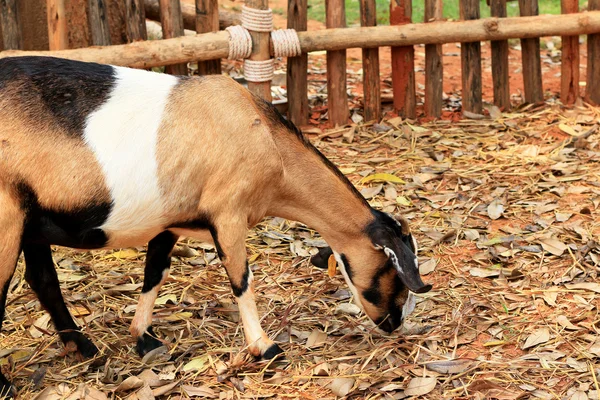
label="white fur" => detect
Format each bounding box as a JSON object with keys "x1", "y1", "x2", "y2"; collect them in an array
[
  {"x1": 402, "y1": 292, "x2": 416, "y2": 319},
  {"x1": 84, "y1": 67, "x2": 178, "y2": 246},
  {"x1": 333, "y1": 251, "x2": 363, "y2": 311}
]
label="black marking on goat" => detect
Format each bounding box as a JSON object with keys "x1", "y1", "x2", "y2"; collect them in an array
[
  {"x1": 252, "y1": 96, "x2": 370, "y2": 208},
  {"x1": 23, "y1": 243, "x2": 98, "y2": 357},
  {"x1": 136, "y1": 326, "x2": 163, "y2": 357},
  {"x1": 340, "y1": 254, "x2": 353, "y2": 282},
  {"x1": 142, "y1": 231, "x2": 178, "y2": 293},
  {"x1": 16, "y1": 182, "x2": 111, "y2": 249},
  {"x1": 231, "y1": 262, "x2": 250, "y2": 298},
  {"x1": 262, "y1": 343, "x2": 284, "y2": 360},
  {"x1": 167, "y1": 217, "x2": 225, "y2": 259},
  {"x1": 0, "y1": 56, "x2": 115, "y2": 136}
]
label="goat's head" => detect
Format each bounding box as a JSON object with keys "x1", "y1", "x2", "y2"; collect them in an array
[{"x1": 311, "y1": 210, "x2": 431, "y2": 333}]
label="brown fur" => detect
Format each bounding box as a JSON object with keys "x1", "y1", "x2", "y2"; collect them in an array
[
  {"x1": 0, "y1": 185, "x2": 23, "y2": 288},
  {"x1": 0, "y1": 82, "x2": 110, "y2": 210}
]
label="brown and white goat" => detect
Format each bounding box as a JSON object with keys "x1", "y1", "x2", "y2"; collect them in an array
[{"x1": 0, "y1": 56, "x2": 431, "y2": 397}]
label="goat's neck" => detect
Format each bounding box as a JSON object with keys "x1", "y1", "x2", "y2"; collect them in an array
[{"x1": 269, "y1": 139, "x2": 374, "y2": 250}]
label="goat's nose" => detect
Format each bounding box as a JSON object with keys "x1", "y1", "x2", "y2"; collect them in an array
[{"x1": 379, "y1": 316, "x2": 401, "y2": 333}]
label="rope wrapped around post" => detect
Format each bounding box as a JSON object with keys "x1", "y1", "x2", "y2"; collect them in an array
[
  {"x1": 224, "y1": 4, "x2": 302, "y2": 82},
  {"x1": 271, "y1": 29, "x2": 302, "y2": 57}
]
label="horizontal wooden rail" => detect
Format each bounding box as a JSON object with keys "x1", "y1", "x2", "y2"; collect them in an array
[
  {"x1": 2, "y1": 12, "x2": 600, "y2": 69},
  {"x1": 0, "y1": 31, "x2": 231, "y2": 68},
  {"x1": 144, "y1": 0, "x2": 240, "y2": 31}
]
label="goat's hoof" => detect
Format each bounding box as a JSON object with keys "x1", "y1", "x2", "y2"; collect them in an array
[
  {"x1": 0, "y1": 373, "x2": 15, "y2": 399},
  {"x1": 136, "y1": 327, "x2": 163, "y2": 357},
  {"x1": 261, "y1": 343, "x2": 284, "y2": 361},
  {"x1": 60, "y1": 331, "x2": 99, "y2": 359}
]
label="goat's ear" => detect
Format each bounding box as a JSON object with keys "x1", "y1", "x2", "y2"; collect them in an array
[
  {"x1": 393, "y1": 214, "x2": 411, "y2": 236},
  {"x1": 383, "y1": 246, "x2": 432, "y2": 294},
  {"x1": 310, "y1": 247, "x2": 334, "y2": 269}
]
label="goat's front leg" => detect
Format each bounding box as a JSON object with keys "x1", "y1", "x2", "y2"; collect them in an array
[
  {"x1": 212, "y1": 219, "x2": 283, "y2": 360},
  {"x1": 130, "y1": 231, "x2": 179, "y2": 356}
]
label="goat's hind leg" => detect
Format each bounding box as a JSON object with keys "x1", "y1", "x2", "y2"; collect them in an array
[
  {"x1": 0, "y1": 189, "x2": 25, "y2": 398},
  {"x1": 23, "y1": 244, "x2": 98, "y2": 358}
]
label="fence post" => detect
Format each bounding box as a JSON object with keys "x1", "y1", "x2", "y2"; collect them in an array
[
  {"x1": 490, "y1": 0, "x2": 510, "y2": 110},
  {"x1": 88, "y1": 0, "x2": 111, "y2": 46},
  {"x1": 125, "y1": 0, "x2": 147, "y2": 42},
  {"x1": 247, "y1": 0, "x2": 272, "y2": 101},
  {"x1": 47, "y1": 0, "x2": 68, "y2": 50},
  {"x1": 0, "y1": 0, "x2": 22, "y2": 50},
  {"x1": 159, "y1": 0, "x2": 187, "y2": 75},
  {"x1": 196, "y1": 0, "x2": 221, "y2": 75},
  {"x1": 460, "y1": 0, "x2": 482, "y2": 114},
  {"x1": 360, "y1": 0, "x2": 381, "y2": 122},
  {"x1": 561, "y1": 0, "x2": 579, "y2": 105},
  {"x1": 390, "y1": 0, "x2": 415, "y2": 118},
  {"x1": 326, "y1": 0, "x2": 348, "y2": 127},
  {"x1": 589, "y1": 0, "x2": 600, "y2": 104},
  {"x1": 518, "y1": 0, "x2": 543, "y2": 103},
  {"x1": 287, "y1": 0, "x2": 308, "y2": 125},
  {"x1": 424, "y1": 0, "x2": 443, "y2": 118}
]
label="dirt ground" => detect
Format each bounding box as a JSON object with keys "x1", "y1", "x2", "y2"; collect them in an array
[{"x1": 2, "y1": 3, "x2": 600, "y2": 400}]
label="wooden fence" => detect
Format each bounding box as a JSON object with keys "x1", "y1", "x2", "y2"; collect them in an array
[{"x1": 1, "y1": 0, "x2": 600, "y2": 127}]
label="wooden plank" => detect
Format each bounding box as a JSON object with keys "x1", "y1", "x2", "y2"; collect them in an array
[
  {"x1": 561, "y1": 0, "x2": 579, "y2": 104},
  {"x1": 287, "y1": 0, "x2": 308, "y2": 125},
  {"x1": 326, "y1": 0, "x2": 348, "y2": 127},
  {"x1": 46, "y1": 0, "x2": 68, "y2": 50},
  {"x1": 0, "y1": 0, "x2": 22, "y2": 49},
  {"x1": 159, "y1": 0, "x2": 187, "y2": 75},
  {"x1": 125, "y1": 0, "x2": 147, "y2": 42},
  {"x1": 589, "y1": 0, "x2": 600, "y2": 104},
  {"x1": 360, "y1": 0, "x2": 380, "y2": 122},
  {"x1": 490, "y1": 0, "x2": 510, "y2": 109},
  {"x1": 460, "y1": 0, "x2": 482, "y2": 114},
  {"x1": 144, "y1": 0, "x2": 240, "y2": 31},
  {"x1": 424, "y1": 0, "x2": 443, "y2": 118},
  {"x1": 246, "y1": 0, "x2": 272, "y2": 101},
  {"x1": 518, "y1": 0, "x2": 543, "y2": 103},
  {"x1": 390, "y1": 0, "x2": 415, "y2": 118},
  {"x1": 196, "y1": 0, "x2": 221, "y2": 75},
  {"x1": 88, "y1": 0, "x2": 111, "y2": 46}
]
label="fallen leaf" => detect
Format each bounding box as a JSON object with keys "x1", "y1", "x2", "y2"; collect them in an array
[
  {"x1": 115, "y1": 377, "x2": 145, "y2": 393},
  {"x1": 306, "y1": 330, "x2": 328, "y2": 348},
  {"x1": 424, "y1": 359, "x2": 475, "y2": 374},
  {"x1": 30, "y1": 314, "x2": 52, "y2": 339},
  {"x1": 487, "y1": 199, "x2": 505, "y2": 220},
  {"x1": 334, "y1": 303, "x2": 361, "y2": 316},
  {"x1": 523, "y1": 328, "x2": 550, "y2": 349},
  {"x1": 329, "y1": 377, "x2": 355, "y2": 397},
  {"x1": 360, "y1": 184, "x2": 383, "y2": 199},
  {"x1": 328, "y1": 254, "x2": 337, "y2": 278},
  {"x1": 151, "y1": 382, "x2": 178, "y2": 397},
  {"x1": 539, "y1": 237, "x2": 567, "y2": 256},
  {"x1": 559, "y1": 123, "x2": 579, "y2": 136},
  {"x1": 404, "y1": 377, "x2": 437, "y2": 396},
  {"x1": 419, "y1": 259, "x2": 437, "y2": 275},
  {"x1": 379, "y1": 383, "x2": 404, "y2": 391},
  {"x1": 566, "y1": 282, "x2": 600, "y2": 293},
  {"x1": 556, "y1": 315, "x2": 579, "y2": 330},
  {"x1": 312, "y1": 363, "x2": 330, "y2": 376},
  {"x1": 361, "y1": 173, "x2": 406, "y2": 184},
  {"x1": 155, "y1": 294, "x2": 177, "y2": 305},
  {"x1": 182, "y1": 356, "x2": 210, "y2": 373},
  {"x1": 181, "y1": 384, "x2": 217, "y2": 398},
  {"x1": 570, "y1": 391, "x2": 588, "y2": 400}
]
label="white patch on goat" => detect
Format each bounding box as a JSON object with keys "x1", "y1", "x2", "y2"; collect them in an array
[
  {"x1": 84, "y1": 67, "x2": 177, "y2": 246},
  {"x1": 130, "y1": 269, "x2": 169, "y2": 338},
  {"x1": 333, "y1": 251, "x2": 363, "y2": 311},
  {"x1": 384, "y1": 247, "x2": 403, "y2": 277},
  {"x1": 235, "y1": 270, "x2": 274, "y2": 355},
  {"x1": 402, "y1": 291, "x2": 416, "y2": 320}
]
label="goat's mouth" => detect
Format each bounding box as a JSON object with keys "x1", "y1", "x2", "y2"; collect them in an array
[{"x1": 374, "y1": 313, "x2": 403, "y2": 333}]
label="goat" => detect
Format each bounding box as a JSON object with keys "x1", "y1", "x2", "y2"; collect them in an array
[{"x1": 0, "y1": 56, "x2": 431, "y2": 397}]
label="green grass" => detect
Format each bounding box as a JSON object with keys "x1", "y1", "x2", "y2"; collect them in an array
[{"x1": 306, "y1": 0, "x2": 589, "y2": 27}]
